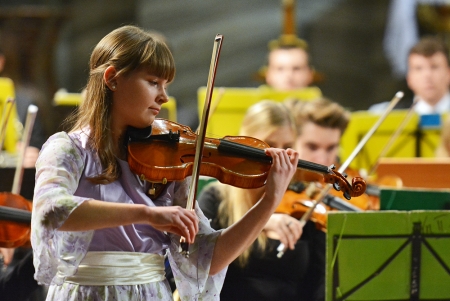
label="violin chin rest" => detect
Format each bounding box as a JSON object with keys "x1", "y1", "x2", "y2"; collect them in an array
[{"x1": 126, "y1": 126, "x2": 153, "y2": 141}]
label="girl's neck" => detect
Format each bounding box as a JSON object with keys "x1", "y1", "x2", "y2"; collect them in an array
[{"x1": 111, "y1": 127, "x2": 127, "y2": 160}]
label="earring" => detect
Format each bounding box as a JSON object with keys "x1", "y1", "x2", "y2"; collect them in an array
[{"x1": 111, "y1": 85, "x2": 116, "y2": 90}]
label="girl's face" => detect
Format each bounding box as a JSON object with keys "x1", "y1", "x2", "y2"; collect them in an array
[{"x1": 110, "y1": 66, "x2": 169, "y2": 130}]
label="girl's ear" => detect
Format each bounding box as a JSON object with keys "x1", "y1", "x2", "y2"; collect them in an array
[{"x1": 104, "y1": 66, "x2": 117, "y2": 91}]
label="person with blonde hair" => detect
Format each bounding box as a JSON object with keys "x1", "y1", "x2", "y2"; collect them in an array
[
  {"x1": 198, "y1": 100, "x2": 325, "y2": 301},
  {"x1": 31, "y1": 25, "x2": 299, "y2": 300}
]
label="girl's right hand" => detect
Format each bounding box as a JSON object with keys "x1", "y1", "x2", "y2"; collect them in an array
[{"x1": 146, "y1": 206, "x2": 199, "y2": 243}]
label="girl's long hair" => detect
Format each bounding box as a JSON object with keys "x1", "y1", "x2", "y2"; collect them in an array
[{"x1": 69, "y1": 25, "x2": 175, "y2": 183}]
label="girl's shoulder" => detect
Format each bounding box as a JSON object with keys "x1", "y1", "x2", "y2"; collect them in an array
[
  {"x1": 44, "y1": 129, "x2": 91, "y2": 151},
  {"x1": 41, "y1": 130, "x2": 93, "y2": 162}
]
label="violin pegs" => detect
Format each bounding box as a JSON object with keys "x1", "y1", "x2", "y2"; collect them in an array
[
  {"x1": 343, "y1": 191, "x2": 351, "y2": 200},
  {"x1": 333, "y1": 182, "x2": 341, "y2": 191}
]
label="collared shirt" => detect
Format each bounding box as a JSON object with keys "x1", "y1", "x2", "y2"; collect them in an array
[
  {"x1": 368, "y1": 92, "x2": 450, "y2": 115},
  {"x1": 413, "y1": 93, "x2": 450, "y2": 115}
]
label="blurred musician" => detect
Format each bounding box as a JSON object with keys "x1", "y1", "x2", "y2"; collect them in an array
[
  {"x1": 370, "y1": 36, "x2": 450, "y2": 115},
  {"x1": 286, "y1": 97, "x2": 350, "y2": 167},
  {"x1": 0, "y1": 46, "x2": 46, "y2": 301},
  {"x1": 265, "y1": 44, "x2": 314, "y2": 91},
  {"x1": 259, "y1": 0, "x2": 315, "y2": 91},
  {"x1": 198, "y1": 100, "x2": 324, "y2": 301}
]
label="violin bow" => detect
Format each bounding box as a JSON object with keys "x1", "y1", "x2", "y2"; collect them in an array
[
  {"x1": 12, "y1": 104, "x2": 38, "y2": 195},
  {"x1": 180, "y1": 34, "x2": 223, "y2": 257},
  {"x1": 277, "y1": 91, "x2": 404, "y2": 258},
  {"x1": 367, "y1": 98, "x2": 418, "y2": 176},
  {"x1": 195, "y1": 87, "x2": 225, "y2": 134}
]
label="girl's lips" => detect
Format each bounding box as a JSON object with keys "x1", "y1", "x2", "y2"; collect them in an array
[{"x1": 150, "y1": 107, "x2": 160, "y2": 114}]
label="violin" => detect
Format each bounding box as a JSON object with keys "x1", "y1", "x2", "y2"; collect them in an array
[
  {"x1": 275, "y1": 181, "x2": 364, "y2": 232},
  {"x1": 276, "y1": 189, "x2": 328, "y2": 232},
  {"x1": 275, "y1": 167, "x2": 404, "y2": 233},
  {"x1": 126, "y1": 119, "x2": 367, "y2": 199},
  {"x1": 328, "y1": 167, "x2": 373, "y2": 211},
  {"x1": 0, "y1": 193, "x2": 32, "y2": 248},
  {"x1": 294, "y1": 167, "x2": 372, "y2": 211}
]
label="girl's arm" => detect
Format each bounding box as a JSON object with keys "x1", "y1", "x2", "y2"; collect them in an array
[
  {"x1": 209, "y1": 148, "x2": 299, "y2": 275},
  {"x1": 35, "y1": 133, "x2": 198, "y2": 243},
  {"x1": 58, "y1": 200, "x2": 199, "y2": 244}
]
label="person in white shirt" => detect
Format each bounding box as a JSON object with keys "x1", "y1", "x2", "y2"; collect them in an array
[{"x1": 369, "y1": 36, "x2": 450, "y2": 115}]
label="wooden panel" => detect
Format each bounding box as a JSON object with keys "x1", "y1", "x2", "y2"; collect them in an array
[{"x1": 376, "y1": 157, "x2": 450, "y2": 189}]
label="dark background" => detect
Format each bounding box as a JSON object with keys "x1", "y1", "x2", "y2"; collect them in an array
[{"x1": 0, "y1": 0, "x2": 425, "y2": 138}]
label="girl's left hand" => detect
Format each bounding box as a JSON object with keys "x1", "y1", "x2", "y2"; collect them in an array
[{"x1": 264, "y1": 148, "x2": 299, "y2": 205}]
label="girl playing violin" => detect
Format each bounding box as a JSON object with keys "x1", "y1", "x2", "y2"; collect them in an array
[
  {"x1": 198, "y1": 100, "x2": 324, "y2": 301},
  {"x1": 30, "y1": 25, "x2": 299, "y2": 301}
]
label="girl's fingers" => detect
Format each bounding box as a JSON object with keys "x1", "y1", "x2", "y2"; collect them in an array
[{"x1": 178, "y1": 211, "x2": 198, "y2": 243}]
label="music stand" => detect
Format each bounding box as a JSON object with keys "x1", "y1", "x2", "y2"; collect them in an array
[
  {"x1": 197, "y1": 86, "x2": 322, "y2": 137},
  {"x1": 340, "y1": 110, "x2": 445, "y2": 172},
  {"x1": 327, "y1": 211, "x2": 450, "y2": 301}
]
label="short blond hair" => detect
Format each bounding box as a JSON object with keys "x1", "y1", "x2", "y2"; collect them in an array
[
  {"x1": 285, "y1": 97, "x2": 350, "y2": 136},
  {"x1": 240, "y1": 100, "x2": 297, "y2": 137}
]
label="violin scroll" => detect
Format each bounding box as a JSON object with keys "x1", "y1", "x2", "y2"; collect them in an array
[{"x1": 322, "y1": 166, "x2": 367, "y2": 200}]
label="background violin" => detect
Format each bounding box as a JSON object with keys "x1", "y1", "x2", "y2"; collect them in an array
[
  {"x1": 276, "y1": 189, "x2": 328, "y2": 232},
  {"x1": 275, "y1": 181, "x2": 364, "y2": 231},
  {"x1": 0, "y1": 193, "x2": 32, "y2": 248}
]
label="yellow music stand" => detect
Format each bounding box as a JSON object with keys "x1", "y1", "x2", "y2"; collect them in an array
[
  {"x1": 340, "y1": 110, "x2": 445, "y2": 172},
  {"x1": 197, "y1": 85, "x2": 321, "y2": 137},
  {"x1": 0, "y1": 77, "x2": 19, "y2": 154}
]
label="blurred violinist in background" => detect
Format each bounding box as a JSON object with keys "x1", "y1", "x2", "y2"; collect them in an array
[
  {"x1": 198, "y1": 100, "x2": 325, "y2": 301},
  {"x1": 286, "y1": 97, "x2": 349, "y2": 167},
  {"x1": 370, "y1": 36, "x2": 450, "y2": 115},
  {"x1": 284, "y1": 97, "x2": 374, "y2": 210},
  {"x1": 0, "y1": 46, "x2": 47, "y2": 300}
]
